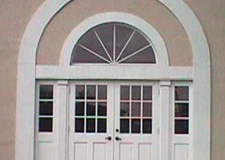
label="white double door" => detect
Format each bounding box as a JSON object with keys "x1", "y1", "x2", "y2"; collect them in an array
[{"x1": 69, "y1": 82, "x2": 159, "y2": 160}]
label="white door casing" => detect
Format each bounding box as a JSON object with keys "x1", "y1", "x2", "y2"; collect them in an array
[{"x1": 17, "y1": 1, "x2": 210, "y2": 160}]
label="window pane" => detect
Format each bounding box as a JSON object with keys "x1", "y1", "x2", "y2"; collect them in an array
[
  {"x1": 175, "y1": 120, "x2": 189, "y2": 134},
  {"x1": 175, "y1": 103, "x2": 189, "y2": 117},
  {"x1": 143, "y1": 119, "x2": 152, "y2": 134},
  {"x1": 143, "y1": 102, "x2": 152, "y2": 117},
  {"x1": 131, "y1": 102, "x2": 141, "y2": 117},
  {"x1": 120, "y1": 119, "x2": 130, "y2": 133},
  {"x1": 39, "y1": 118, "x2": 53, "y2": 132},
  {"x1": 75, "y1": 102, "x2": 85, "y2": 116},
  {"x1": 75, "y1": 118, "x2": 84, "y2": 132},
  {"x1": 143, "y1": 86, "x2": 152, "y2": 100},
  {"x1": 98, "y1": 85, "x2": 107, "y2": 100},
  {"x1": 40, "y1": 85, "x2": 53, "y2": 99},
  {"x1": 98, "y1": 102, "x2": 107, "y2": 116},
  {"x1": 76, "y1": 85, "x2": 85, "y2": 99},
  {"x1": 39, "y1": 102, "x2": 53, "y2": 116},
  {"x1": 131, "y1": 119, "x2": 141, "y2": 133},
  {"x1": 132, "y1": 86, "x2": 141, "y2": 100},
  {"x1": 120, "y1": 102, "x2": 130, "y2": 117},
  {"x1": 86, "y1": 119, "x2": 95, "y2": 133},
  {"x1": 175, "y1": 86, "x2": 189, "y2": 101},
  {"x1": 120, "y1": 86, "x2": 130, "y2": 100},
  {"x1": 87, "y1": 102, "x2": 96, "y2": 116},
  {"x1": 87, "y1": 85, "x2": 96, "y2": 99},
  {"x1": 97, "y1": 119, "x2": 107, "y2": 133}
]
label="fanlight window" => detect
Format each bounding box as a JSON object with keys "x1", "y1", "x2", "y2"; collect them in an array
[{"x1": 71, "y1": 22, "x2": 156, "y2": 64}]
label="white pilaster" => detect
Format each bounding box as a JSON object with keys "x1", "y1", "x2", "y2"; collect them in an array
[
  {"x1": 56, "y1": 81, "x2": 69, "y2": 160},
  {"x1": 159, "y1": 81, "x2": 172, "y2": 160}
]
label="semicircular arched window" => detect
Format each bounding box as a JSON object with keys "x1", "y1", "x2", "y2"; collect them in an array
[{"x1": 71, "y1": 22, "x2": 156, "y2": 64}]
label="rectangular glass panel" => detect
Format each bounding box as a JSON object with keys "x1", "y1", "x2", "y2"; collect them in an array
[
  {"x1": 86, "y1": 102, "x2": 96, "y2": 116},
  {"x1": 175, "y1": 86, "x2": 189, "y2": 101},
  {"x1": 87, "y1": 85, "x2": 96, "y2": 99},
  {"x1": 40, "y1": 85, "x2": 53, "y2": 99},
  {"x1": 131, "y1": 102, "x2": 141, "y2": 117},
  {"x1": 143, "y1": 86, "x2": 152, "y2": 100},
  {"x1": 97, "y1": 119, "x2": 107, "y2": 133},
  {"x1": 120, "y1": 119, "x2": 130, "y2": 133},
  {"x1": 75, "y1": 102, "x2": 85, "y2": 116},
  {"x1": 39, "y1": 102, "x2": 53, "y2": 116},
  {"x1": 98, "y1": 102, "x2": 107, "y2": 116},
  {"x1": 98, "y1": 85, "x2": 107, "y2": 100},
  {"x1": 75, "y1": 118, "x2": 84, "y2": 132},
  {"x1": 175, "y1": 120, "x2": 189, "y2": 134},
  {"x1": 143, "y1": 119, "x2": 152, "y2": 134},
  {"x1": 175, "y1": 103, "x2": 189, "y2": 117},
  {"x1": 76, "y1": 85, "x2": 85, "y2": 99},
  {"x1": 131, "y1": 119, "x2": 141, "y2": 133},
  {"x1": 132, "y1": 86, "x2": 141, "y2": 100},
  {"x1": 86, "y1": 118, "x2": 96, "y2": 133},
  {"x1": 120, "y1": 102, "x2": 130, "y2": 117},
  {"x1": 120, "y1": 86, "x2": 130, "y2": 100},
  {"x1": 39, "y1": 118, "x2": 53, "y2": 132},
  {"x1": 143, "y1": 102, "x2": 152, "y2": 117}
]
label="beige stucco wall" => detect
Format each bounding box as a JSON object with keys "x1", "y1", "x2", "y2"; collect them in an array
[
  {"x1": 37, "y1": 0, "x2": 192, "y2": 66},
  {"x1": 0, "y1": 0, "x2": 225, "y2": 160}
]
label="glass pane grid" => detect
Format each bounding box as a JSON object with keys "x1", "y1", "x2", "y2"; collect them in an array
[
  {"x1": 38, "y1": 85, "x2": 54, "y2": 133},
  {"x1": 174, "y1": 86, "x2": 189, "y2": 134},
  {"x1": 75, "y1": 84, "x2": 107, "y2": 133},
  {"x1": 120, "y1": 85, "x2": 152, "y2": 134}
]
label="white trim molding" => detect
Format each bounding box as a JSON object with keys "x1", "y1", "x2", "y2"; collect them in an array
[{"x1": 17, "y1": 1, "x2": 210, "y2": 160}]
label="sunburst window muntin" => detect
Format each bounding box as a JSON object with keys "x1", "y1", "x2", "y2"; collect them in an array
[{"x1": 71, "y1": 22, "x2": 156, "y2": 64}]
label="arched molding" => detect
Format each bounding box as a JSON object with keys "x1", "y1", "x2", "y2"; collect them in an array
[
  {"x1": 59, "y1": 12, "x2": 169, "y2": 67},
  {"x1": 16, "y1": 1, "x2": 211, "y2": 160}
]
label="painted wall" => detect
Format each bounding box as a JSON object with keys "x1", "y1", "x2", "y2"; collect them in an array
[{"x1": 0, "y1": 0, "x2": 225, "y2": 160}]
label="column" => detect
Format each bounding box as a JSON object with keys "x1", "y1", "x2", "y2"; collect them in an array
[
  {"x1": 56, "y1": 80, "x2": 69, "y2": 160},
  {"x1": 159, "y1": 81, "x2": 172, "y2": 160}
]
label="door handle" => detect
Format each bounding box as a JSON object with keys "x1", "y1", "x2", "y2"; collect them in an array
[
  {"x1": 105, "y1": 136, "x2": 112, "y2": 141},
  {"x1": 115, "y1": 137, "x2": 122, "y2": 141}
]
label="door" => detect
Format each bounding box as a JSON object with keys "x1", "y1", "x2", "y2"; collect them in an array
[{"x1": 69, "y1": 81, "x2": 158, "y2": 160}]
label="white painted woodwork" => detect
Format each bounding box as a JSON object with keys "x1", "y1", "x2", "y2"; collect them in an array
[{"x1": 38, "y1": 142, "x2": 54, "y2": 160}]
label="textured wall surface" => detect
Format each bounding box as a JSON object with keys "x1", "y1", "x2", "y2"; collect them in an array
[{"x1": 0, "y1": 0, "x2": 225, "y2": 160}]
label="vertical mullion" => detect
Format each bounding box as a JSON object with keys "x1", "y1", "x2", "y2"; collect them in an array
[
  {"x1": 140, "y1": 85, "x2": 143, "y2": 134},
  {"x1": 84, "y1": 85, "x2": 87, "y2": 133},
  {"x1": 129, "y1": 85, "x2": 132, "y2": 134},
  {"x1": 113, "y1": 24, "x2": 116, "y2": 62},
  {"x1": 95, "y1": 85, "x2": 98, "y2": 133}
]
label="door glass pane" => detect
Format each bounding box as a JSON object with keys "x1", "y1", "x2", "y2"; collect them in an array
[
  {"x1": 143, "y1": 86, "x2": 152, "y2": 100},
  {"x1": 175, "y1": 103, "x2": 189, "y2": 117},
  {"x1": 98, "y1": 102, "x2": 107, "y2": 116},
  {"x1": 97, "y1": 119, "x2": 107, "y2": 133},
  {"x1": 75, "y1": 118, "x2": 84, "y2": 132},
  {"x1": 98, "y1": 85, "x2": 107, "y2": 100},
  {"x1": 143, "y1": 102, "x2": 152, "y2": 117},
  {"x1": 143, "y1": 119, "x2": 152, "y2": 134},
  {"x1": 40, "y1": 85, "x2": 53, "y2": 99},
  {"x1": 132, "y1": 86, "x2": 141, "y2": 100},
  {"x1": 120, "y1": 86, "x2": 130, "y2": 100},
  {"x1": 76, "y1": 85, "x2": 85, "y2": 99},
  {"x1": 39, "y1": 118, "x2": 53, "y2": 132},
  {"x1": 131, "y1": 102, "x2": 141, "y2": 117},
  {"x1": 39, "y1": 102, "x2": 53, "y2": 116},
  {"x1": 131, "y1": 119, "x2": 141, "y2": 133},
  {"x1": 75, "y1": 102, "x2": 85, "y2": 116},
  {"x1": 87, "y1": 102, "x2": 96, "y2": 116},
  {"x1": 87, "y1": 85, "x2": 96, "y2": 99},
  {"x1": 175, "y1": 86, "x2": 189, "y2": 101},
  {"x1": 86, "y1": 119, "x2": 96, "y2": 133},
  {"x1": 120, "y1": 102, "x2": 130, "y2": 117},
  {"x1": 175, "y1": 120, "x2": 189, "y2": 134},
  {"x1": 120, "y1": 119, "x2": 130, "y2": 133}
]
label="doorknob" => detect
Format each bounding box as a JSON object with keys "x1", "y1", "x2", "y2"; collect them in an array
[
  {"x1": 115, "y1": 137, "x2": 122, "y2": 141},
  {"x1": 105, "y1": 136, "x2": 112, "y2": 141}
]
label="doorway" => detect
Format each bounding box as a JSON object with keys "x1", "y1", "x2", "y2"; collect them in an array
[{"x1": 69, "y1": 81, "x2": 159, "y2": 160}]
